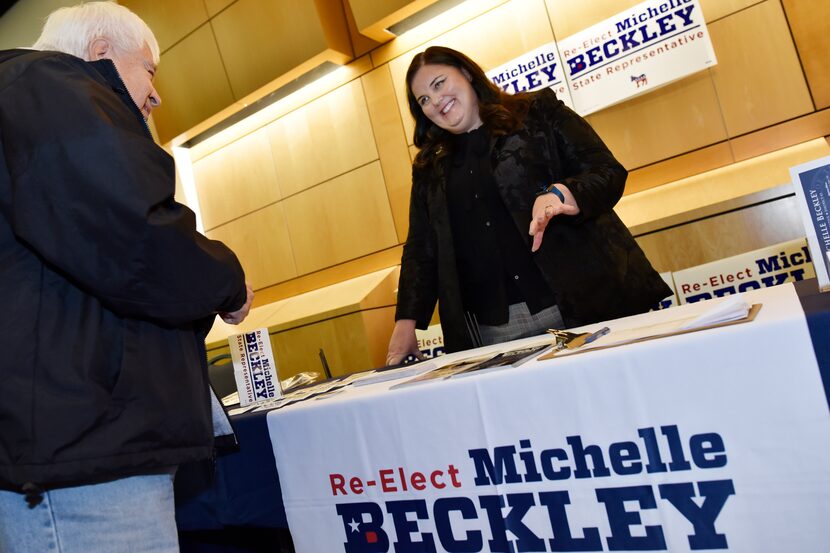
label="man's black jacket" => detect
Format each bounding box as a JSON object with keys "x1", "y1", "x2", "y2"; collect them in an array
[{"x1": 0, "y1": 49, "x2": 247, "y2": 492}]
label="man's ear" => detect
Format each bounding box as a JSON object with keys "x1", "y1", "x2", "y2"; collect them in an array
[{"x1": 86, "y1": 38, "x2": 112, "y2": 61}]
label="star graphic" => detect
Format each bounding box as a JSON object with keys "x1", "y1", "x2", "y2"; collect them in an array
[{"x1": 348, "y1": 519, "x2": 360, "y2": 533}]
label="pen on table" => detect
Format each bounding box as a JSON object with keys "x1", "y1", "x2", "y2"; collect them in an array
[{"x1": 584, "y1": 326, "x2": 611, "y2": 345}]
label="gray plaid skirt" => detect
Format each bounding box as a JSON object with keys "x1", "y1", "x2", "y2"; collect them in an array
[{"x1": 469, "y1": 303, "x2": 564, "y2": 347}]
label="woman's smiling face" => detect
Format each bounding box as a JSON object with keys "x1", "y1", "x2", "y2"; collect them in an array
[{"x1": 410, "y1": 63, "x2": 483, "y2": 134}]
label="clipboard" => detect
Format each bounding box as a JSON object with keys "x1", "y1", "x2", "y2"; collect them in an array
[{"x1": 537, "y1": 303, "x2": 762, "y2": 361}]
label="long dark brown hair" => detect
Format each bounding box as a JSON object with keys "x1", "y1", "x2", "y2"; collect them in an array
[{"x1": 405, "y1": 46, "x2": 533, "y2": 168}]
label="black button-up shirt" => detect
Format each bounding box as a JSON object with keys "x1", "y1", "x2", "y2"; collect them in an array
[{"x1": 446, "y1": 127, "x2": 555, "y2": 325}]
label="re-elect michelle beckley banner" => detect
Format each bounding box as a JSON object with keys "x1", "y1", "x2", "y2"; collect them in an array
[
  {"x1": 559, "y1": 0, "x2": 715, "y2": 115},
  {"x1": 485, "y1": 0, "x2": 716, "y2": 116},
  {"x1": 486, "y1": 42, "x2": 575, "y2": 111},
  {"x1": 266, "y1": 285, "x2": 830, "y2": 553}
]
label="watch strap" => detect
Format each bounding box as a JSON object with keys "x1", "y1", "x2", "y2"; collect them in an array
[{"x1": 537, "y1": 183, "x2": 565, "y2": 203}]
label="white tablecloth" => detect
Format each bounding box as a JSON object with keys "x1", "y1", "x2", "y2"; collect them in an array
[{"x1": 267, "y1": 283, "x2": 830, "y2": 552}]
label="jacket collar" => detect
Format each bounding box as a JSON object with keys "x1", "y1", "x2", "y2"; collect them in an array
[{"x1": 88, "y1": 58, "x2": 152, "y2": 137}]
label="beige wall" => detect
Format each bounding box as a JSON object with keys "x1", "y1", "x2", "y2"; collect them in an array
[
  {"x1": 0, "y1": 0, "x2": 81, "y2": 50},
  {"x1": 120, "y1": 0, "x2": 354, "y2": 144},
  {"x1": 6, "y1": 1, "x2": 827, "y2": 337},
  {"x1": 180, "y1": 0, "x2": 829, "y2": 311}
]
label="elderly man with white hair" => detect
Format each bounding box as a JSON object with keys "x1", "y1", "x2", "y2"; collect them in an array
[{"x1": 0, "y1": 2, "x2": 253, "y2": 551}]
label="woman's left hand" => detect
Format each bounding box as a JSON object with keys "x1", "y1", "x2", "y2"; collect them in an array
[{"x1": 529, "y1": 184, "x2": 580, "y2": 252}]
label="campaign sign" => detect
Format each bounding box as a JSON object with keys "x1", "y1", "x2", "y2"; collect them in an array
[
  {"x1": 672, "y1": 238, "x2": 815, "y2": 304},
  {"x1": 415, "y1": 324, "x2": 446, "y2": 359},
  {"x1": 654, "y1": 271, "x2": 679, "y2": 310},
  {"x1": 790, "y1": 156, "x2": 830, "y2": 291},
  {"x1": 558, "y1": 0, "x2": 716, "y2": 115},
  {"x1": 228, "y1": 328, "x2": 281, "y2": 407},
  {"x1": 267, "y1": 285, "x2": 830, "y2": 552},
  {"x1": 486, "y1": 42, "x2": 575, "y2": 110}
]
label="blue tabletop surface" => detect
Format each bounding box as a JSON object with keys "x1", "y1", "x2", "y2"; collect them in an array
[{"x1": 176, "y1": 409, "x2": 288, "y2": 530}]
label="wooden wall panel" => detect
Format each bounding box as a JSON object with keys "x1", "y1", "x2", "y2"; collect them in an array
[
  {"x1": 708, "y1": 0, "x2": 812, "y2": 137},
  {"x1": 340, "y1": 0, "x2": 382, "y2": 58},
  {"x1": 205, "y1": 203, "x2": 297, "y2": 289},
  {"x1": 203, "y1": 0, "x2": 235, "y2": 17},
  {"x1": 283, "y1": 162, "x2": 398, "y2": 275},
  {"x1": 193, "y1": 129, "x2": 281, "y2": 230},
  {"x1": 189, "y1": 55, "x2": 375, "y2": 161},
  {"x1": 271, "y1": 308, "x2": 396, "y2": 378},
  {"x1": 121, "y1": 0, "x2": 208, "y2": 52},
  {"x1": 361, "y1": 308, "x2": 398, "y2": 368},
  {"x1": 211, "y1": 0, "x2": 351, "y2": 100},
  {"x1": 698, "y1": 0, "x2": 763, "y2": 22},
  {"x1": 316, "y1": 0, "x2": 358, "y2": 58},
  {"x1": 152, "y1": 24, "x2": 235, "y2": 144},
  {"x1": 433, "y1": 0, "x2": 556, "y2": 79},
  {"x1": 348, "y1": 0, "x2": 432, "y2": 41},
  {"x1": 625, "y1": 113, "x2": 830, "y2": 195},
  {"x1": 369, "y1": 0, "x2": 509, "y2": 66},
  {"x1": 616, "y1": 138, "x2": 830, "y2": 228},
  {"x1": 267, "y1": 80, "x2": 378, "y2": 197},
  {"x1": 388, "y1": 0, "x2": 556, "y2": 144},
  {"x1": 731, "y1": 110, "x2": 830, "y2": 162},
  {"x1": 782, "y1": 0, "x2": 830, "y2": 110},
  {"x1": 543, "y1": 0, "x2": 762, "y2": 40},
  {"x1": 586, "y1": 71, "x2": 727, "y2": 170},
  {"x1": 626, "y1": 142, "x2": 734, "y2": 195},
  {"x1": 205, "y1": 301, "x2": 288, "y2": 347},
  {"x1": 271, "y1": 320, "x2": 344, "y2": 379},
  {"x1": 362, "y1": 65, "x2": 413, "y2": 242},
  {"x1": 635, "y1": 196, "x2": 805, "y2": 273},
  {"x1": 266, "y1": 267, "x2": 398, "y2": 329},
  {"x1": 254, "y1": 247, "x2": 403, "y2": 307},
  {"x1": 348, "y1": 0, "x2": 412, "y2": 29},
  {"x1": 544, "y1": 0, "x2": 640, "y2": 39},
  {"x1": 205, "y1": 267, "x2": 398, "y2": 350}
]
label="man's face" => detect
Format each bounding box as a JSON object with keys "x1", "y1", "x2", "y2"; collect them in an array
[{"x1": 108, "y1": 44, "x2": 161, "y2": 120}]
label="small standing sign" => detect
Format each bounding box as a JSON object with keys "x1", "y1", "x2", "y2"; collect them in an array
[
  {"x1": 790, "y1": 155, "x2": 830, "y2": 291},
  {"x1": 228, "y1": 328, "x2": 281, "y2": 406}
]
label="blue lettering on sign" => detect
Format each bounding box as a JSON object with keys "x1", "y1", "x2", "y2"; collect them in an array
[
  {"x1": 468, "y1": 426, "x2": 722, "y2": 484},
  {"x1": 686, "y1": 267, "x2": 808, "y2": 303},
  {"x1": 755, "y1": 246, "x2": 812, "y2": 274},
  {"x1": 683, "y1": 245, "x2": 813, "y2": 303},
  {"x1": 659, "y1": 480, "x2": 734, "y2": 549},
  {"x1": 567, "y1": 3, "x2": 698, "y2": 78},
  {"x1": 334, "y1": 425, "x2": 735, "y2": 552},
  {"x1": 490, "y1": 51, "x2": 562, "y2": 94},
  {"x1": 335, "y1": 479, "x2": 734, "y2": 552},
  {"x1": 596, "y1": 485, "x2": 667, "y2": 550}
]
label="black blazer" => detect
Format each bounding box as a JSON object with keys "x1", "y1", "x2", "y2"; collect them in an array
[{"x1": 396, "y1": 88, "x2": 670, "y2": 352}]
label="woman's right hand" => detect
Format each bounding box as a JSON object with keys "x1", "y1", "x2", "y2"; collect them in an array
[
  {"x1": 529, "y1": 185, "x2": 580, "y2": 252},
  {"x1": 385, "y1": 319, "x2": 424, "y2": 365}
]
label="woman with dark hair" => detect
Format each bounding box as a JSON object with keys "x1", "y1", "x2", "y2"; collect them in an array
[{"x1": 386, "y1": 46, "x2": 670, "y2": 364}]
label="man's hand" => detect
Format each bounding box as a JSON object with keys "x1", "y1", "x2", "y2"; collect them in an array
[
  {"x1": 219, "y1": 283, "x2": 254, "y2": 324},
  {"x1": 528, "y1": 185, "x2": 580, "y2": 252},
  {"x1": 386, "y1": 319, "x2": 424, "y2": 365}
]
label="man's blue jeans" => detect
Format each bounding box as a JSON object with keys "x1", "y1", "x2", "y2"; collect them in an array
[{"x1": 0, "y1": 474, "x2": 179, "y2": 552}]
